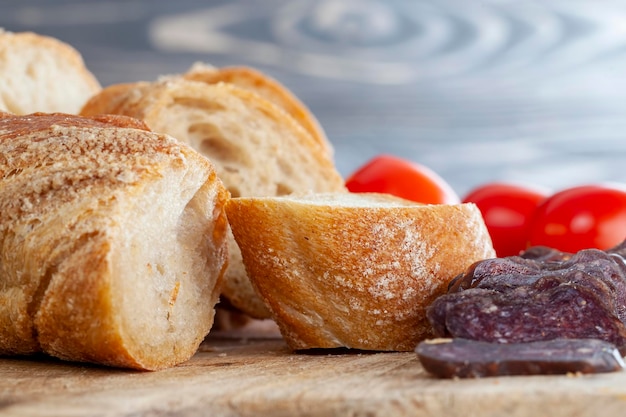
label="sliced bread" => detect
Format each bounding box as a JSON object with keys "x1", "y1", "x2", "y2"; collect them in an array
[
  {"x1": 181, "y1": 63, "x2": 333, "y2": 155},
  {"x1": 0, "y1": 112, "x2": 229, "y2": 370},
  {"x1": 0, "y1": 29, "x2": 101, "y2": 114},
  {"x1": 81, "y1": 78, "x2": 346, "y2": 318},
  {"x1": 225, "y1": 192, "x2": 495, "y2": 351}
]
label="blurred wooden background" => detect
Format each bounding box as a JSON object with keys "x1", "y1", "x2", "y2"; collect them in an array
[{"x1": 2, "y1": 0, "x2": 626, "y2": 195}]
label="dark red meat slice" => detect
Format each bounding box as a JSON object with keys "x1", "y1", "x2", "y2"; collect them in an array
[
  {"x1": 430, "y1": 245, "x2": 626, "y2": 351},
  {"x1": 447, "y1": 256, "x2": 542, "y2": 293},
  {"x1": 429, "y1": 278, "x2": 626, "y2": 351},
  {"x1": 424, "y1": 242, "x2": 626, "y2": 377},
  {"x1": 416, "y1": 338, "x2": 625, "y2": 378}
]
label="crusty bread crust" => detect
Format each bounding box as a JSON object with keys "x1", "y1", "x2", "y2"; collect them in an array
[
  {"x1": 0, "y1": 112, "x2": 230, "y2": 370},
  {"x1": 74, "y1": 82, "x2": 138, "y2": 117},
  {"x1": 81, "y1": 78, "x2": 346, "y2": 319},
  {"x1": 182, "y1": 63, "x2": 333, "y2": 155},
  {"x1": 0, "y1": 29, "x2": 101, "y2": 114},
  {"x1": 226, "y1": 193, "x2": 495, "y2": 351}
]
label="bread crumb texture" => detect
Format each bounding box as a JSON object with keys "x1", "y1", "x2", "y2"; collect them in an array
[
  {"x1": 0, "y1": 29, "x2": 101, "y2": 114},
  {"x1": 0, "y1": 113, "x2": 229, "y2": 370},
  {"x1": 80, "y1": 76, "x2": 346, "y2": 319}
]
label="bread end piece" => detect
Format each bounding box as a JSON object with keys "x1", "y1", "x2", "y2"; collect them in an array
[
  {"x1": 0, "y1": 29, "x2": 101, "y2": 114},
  {"x1": 182, "y1": 62, "x2": 333, "y2": 156},
  {"x1": 0, "y1": 112, "x2": 229, "y2": 370},
  {"x1": 226, "y1": 192, "x2": 495, "y2": 352}
]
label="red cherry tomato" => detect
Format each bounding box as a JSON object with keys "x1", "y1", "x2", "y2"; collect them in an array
[
  {"x1": 528, "y1": 184, "x2": 626, "y2": 252},
  {"x1": 345, "y1": 154, "x2": 460, "y2": 204},
  {"x1": 462, "y1": 182, "x2": 550, "y2": 257}
]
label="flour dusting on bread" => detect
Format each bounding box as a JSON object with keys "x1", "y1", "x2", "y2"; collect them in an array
[{"x1": 226, "y1": 192, "x2": 495, "y2": 351}]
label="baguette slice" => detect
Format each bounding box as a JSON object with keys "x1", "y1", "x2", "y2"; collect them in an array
[
  {"x1": 0, "y1": 29, "x2": 101, "y2": 114},
  {"x1": 226, "y1": 192, "x2": 495, "y2": 351},
  {"x1": 81, "y1": 78, "x2": 346, "y2": 318},
  {"x1": 0, "y1": 112, "x2": 229, "y2": 370},
  {"x1": 181, "y1": 63, "x2": 333, "y2": 155}
]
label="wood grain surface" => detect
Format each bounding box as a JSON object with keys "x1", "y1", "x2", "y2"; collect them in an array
[{"x1": 1, "y1": 333, "x2": 626, "y2": 417}]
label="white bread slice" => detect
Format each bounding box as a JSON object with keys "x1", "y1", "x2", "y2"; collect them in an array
[
  {"x1": 181, "y1": 63, "x2": 333, "y2": 156},
  {"x1": 0, "y1": 29, "x2": 101, "y2": 114},
  {"x1": 225, "y1": 192, "x2": 495, "y2": 352},
  {"x1": 81, "y1": 78, "x2": 346, "y2": 319},
  {"x1": 0, "y1": 112, "x2": 229, "y2": 370}
]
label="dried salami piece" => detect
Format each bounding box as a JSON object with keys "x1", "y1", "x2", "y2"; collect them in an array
[
  {"x1": 416, "y1": 338, "x2": 625, "y2": 378},
  {"x1": 520, "y1": 245, "x2": 572, "y2": 262},
  {"x1": 447, "y1": 256, "x2": 542, "y2": 293},
  {"x1": 429, "y1": 278, "x2": 626, "y2": 350},
  {"x1": 427, "y1": 244, "x2": 626, "y2": 353}
]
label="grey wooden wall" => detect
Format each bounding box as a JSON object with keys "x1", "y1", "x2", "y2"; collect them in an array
[{"x1": 2, "y1": 0, "x2": 626, "y2": 196}]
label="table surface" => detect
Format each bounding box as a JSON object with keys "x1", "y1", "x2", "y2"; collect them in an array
[
  {"x1": 3, "y1": 333, "x2": 626, "y2": 417},
  {"x1": 2, "y1": 0, "x2": 625, "y2": 195}
]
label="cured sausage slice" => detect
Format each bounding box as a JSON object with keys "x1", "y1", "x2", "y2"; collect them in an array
[
  {"x1": 416, "y1": 338, "x2": 625, "y2": 378},
  {"x1": 428, "y1": 247, "x2": 626, "y2": 352}
]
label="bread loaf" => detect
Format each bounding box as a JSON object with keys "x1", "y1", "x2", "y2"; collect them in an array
[
  {"x1": 181, "y1": 63, "x2": 333, "y2": 155},
  {"x1": 0, "y1": 112, "x2": 229, "y2": 370},
  {"x1": 0, "y1": 29, "x2": 101, "y2": 114},
  {"x1": 81, "y1": 77, "x2": 346, "y2": 318},
  {"x1": 225, "y1": 192, "x2": 495, "y2": 351}
]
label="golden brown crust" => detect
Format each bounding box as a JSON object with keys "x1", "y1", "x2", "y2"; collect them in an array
[
  {"x1": 182, "y1": 63, "x2": 333, "y2": 156},
  {"x1": 226, "y1": 193, "x2": 495, "y2": 352},
  {"x1": 0, "y1": 112, "x2": 150, "y2": 139},
  {"x1": 0, "y1": 112, "x2": 229, "y2": 369},
  {"x1": 0, "y1": 30, "x2": 101, "y2": 114},
  {"x1": 77, "y1": 82, "x2": 140, "y2": 117},
  {"x1": 81, "y1": 78, "x2": 346, "y2": 320}
]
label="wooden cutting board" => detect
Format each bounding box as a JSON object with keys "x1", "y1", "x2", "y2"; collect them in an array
[{"x1": 2, "y1": 329, "x2": 626, "y2": 417}]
